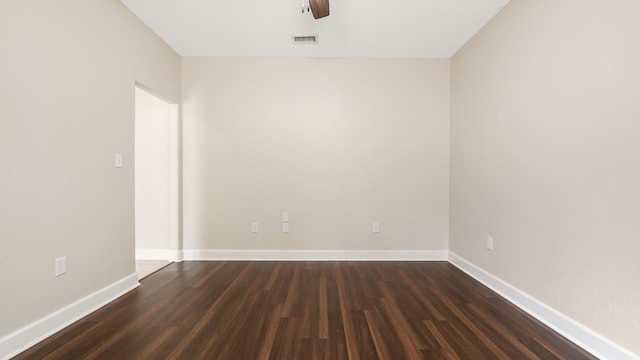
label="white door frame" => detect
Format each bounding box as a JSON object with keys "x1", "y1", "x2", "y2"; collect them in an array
[
  {"x1": 167, "y1": 103, "x2": 182, "y2": 262},
  {"x1": 134, "y1": 83, "x2": 182, "y2": 262}
]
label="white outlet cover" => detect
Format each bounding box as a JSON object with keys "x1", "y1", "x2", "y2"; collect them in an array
[
  {"x1": 55, "y1": 256, "x2": 66, "y2": 277},
  {"x1": 251, "y1": 223, "x2": 259, "y2": 233},
  {"x1": 487, "y1": 236, "x2": 494, "y2": 250},
  {"x1": 282, "y1": 223, "x2": 289, "y2": 233}
]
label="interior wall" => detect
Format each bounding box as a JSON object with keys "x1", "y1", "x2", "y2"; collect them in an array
[
  {"x1": 0, "y1": 0, "x2": 180, "y2": 338},
  {"x1": 135, "y1": 87, "x2": 171, "y2": 256},
  {"x1": 450, "y1": 0, "x2": 640, "y2": 354},
  {"x1": 182, "y1": 57, "x2": 450, "y2": 252}
]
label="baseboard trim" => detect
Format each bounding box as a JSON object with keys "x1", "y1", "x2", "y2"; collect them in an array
[
  {"x1": 169, "y1": 250, "x2": 184, "y2": 262},
  {"x1": 0, "y1": 274, "x2": 139, "y2": 360},
  {"x1": 135, "y1": 248, "x2": 169, "y2": 260},
  {"x1": 136, "y1": 249, "x2": 183, "y2": 262},
  {"x1": 183, "y1": 249, "x2": 448, "y2": 261},
  {"x1": 448, "y1": 252, "x2": 639, "y2": 360}
]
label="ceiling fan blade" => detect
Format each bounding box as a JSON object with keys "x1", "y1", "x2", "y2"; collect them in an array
[{"x1": 309, "y1": 0, "x2": 329, "y2": 19}]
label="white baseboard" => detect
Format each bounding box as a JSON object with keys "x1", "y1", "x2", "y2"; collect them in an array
[
  {"x1": 448, "y1": 252, "x2": 639, "y2": 360},
  {"x1": 169, "y1": 250, "x2": 183, "y2": 262},
  {"x1": 183, "y1": 249, "x2": 448, "y2": 261},
  {"x1": 135, "y1": 248, "x2": 169, "y2": 260},
  {"x1": 136, "y1": 249, "x2": 183, "y2": 262},
  {"x1": 0, "y1": 274, "x2": 139, "y2": 360}
]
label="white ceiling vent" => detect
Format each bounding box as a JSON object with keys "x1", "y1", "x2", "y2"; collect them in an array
[{"x1": 292, "y1": 35, "x2": 318, "y2": 44}]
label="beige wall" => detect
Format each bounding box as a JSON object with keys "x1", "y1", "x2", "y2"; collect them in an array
[
  {"x1": 450, "y1": 0, "x2": 640, "y2": 354},
  {"x1": 0, "y1": 0, "x2": 180, "y2": 338},
  {"x1": 182, "y1": 58, "x2": 450, "y2": 252}
]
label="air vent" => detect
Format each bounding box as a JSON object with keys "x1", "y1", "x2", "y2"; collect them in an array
[{"x1": 292, "y1": 35, "x2": 318, "y2": 44}]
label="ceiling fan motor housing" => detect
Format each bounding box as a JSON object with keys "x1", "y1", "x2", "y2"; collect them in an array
[{"x1": 309, "y1": 0, "x2": 330, "y2": 19}]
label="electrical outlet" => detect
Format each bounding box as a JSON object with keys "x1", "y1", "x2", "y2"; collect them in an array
[
  {"x1": 282, "y1": 211, "x2": 289, "y2": 222},
  {"x1": 282, "y1": 223, "x2": 289, "y2": 233},
  {"x1": 372, "y1": 222, "x2": 380, "y2": 233},
  {"x1": 55, "y1": 256, "x2": 66, "y2": 277},
  {"x1": 251, "y1": 223, "x2": 259, "y2": 233},
  {"x1": 486, "y1": 236, "x2": 494, "y2": 251}
]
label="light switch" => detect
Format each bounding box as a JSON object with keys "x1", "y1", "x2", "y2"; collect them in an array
[
  {"x1": 251, "y1": 223, "x2": 259, "y2": 233},
  {"x1": 282, "y1": 223, "x2": 289, "y2": 233},
  {"x1": 282, "y1": 211, "x2": 289, "y2": 222},
  {"x1": 115, "y1": 153, "x2": 123, "y2": 168}
]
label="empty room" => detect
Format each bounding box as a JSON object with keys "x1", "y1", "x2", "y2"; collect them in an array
[{"x1": 1, "y1": 0, "x2": 638, "y2": 359}]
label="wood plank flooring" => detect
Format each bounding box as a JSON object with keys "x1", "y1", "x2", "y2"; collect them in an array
[{"x1": 14, "y1": 262, "x2": 597, "y2": 359}]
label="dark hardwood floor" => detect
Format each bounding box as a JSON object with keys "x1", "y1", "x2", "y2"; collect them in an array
[{"x1": 14, "y1": 261, "x2": 597, "y2": 359}]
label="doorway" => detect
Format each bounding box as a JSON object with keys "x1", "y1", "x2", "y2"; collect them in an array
[{"x1": 134, "y1": 85, "x2": 180, "y2": 279}]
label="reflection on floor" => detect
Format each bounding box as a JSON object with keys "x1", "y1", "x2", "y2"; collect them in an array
[{"x1": 135, "y1": 259, "x2": 171, "y2": 280}]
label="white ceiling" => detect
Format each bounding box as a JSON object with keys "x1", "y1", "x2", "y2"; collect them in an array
[{"x1": 120, "y1": 0, "x2": 510, "y2": 58}]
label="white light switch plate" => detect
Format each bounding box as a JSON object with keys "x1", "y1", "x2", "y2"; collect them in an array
[{"x1": 115, "y1": 153, "x2": 123, "y2": 168}]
